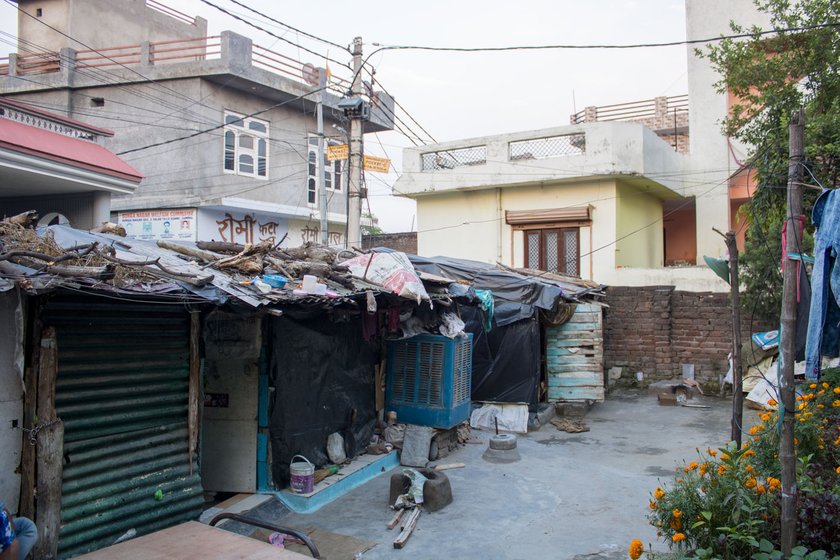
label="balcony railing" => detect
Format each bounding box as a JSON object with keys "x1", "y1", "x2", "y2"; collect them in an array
[{"x1": 571, "y1": 94, "x2": 688, "y2": 125}]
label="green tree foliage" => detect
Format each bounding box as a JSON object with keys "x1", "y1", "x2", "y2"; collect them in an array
[{"x1": 703, "y1": 0, "x2": 839, "y2": 323}]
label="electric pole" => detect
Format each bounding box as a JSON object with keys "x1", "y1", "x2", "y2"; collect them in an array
[
  {"x1": 317, "y1": 68, "x2": 328, "y2": 246},
  {"x1": 347, "y1": 36, "x2": 363, "y2": 248},
  {"x1": 724, "y1": 230, "x2": 743, "y2": 448},
  {"x1": 779, "y1": 107, "x2": 804, "y2": 556}
]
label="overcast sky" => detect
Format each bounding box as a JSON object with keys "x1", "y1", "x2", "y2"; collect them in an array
[{"x1": 0, "y1": 0, "x2": 691, "y2": 232}]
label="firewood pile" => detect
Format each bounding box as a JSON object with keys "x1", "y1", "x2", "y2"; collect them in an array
[{"x1": 0, "y1": 211, "x2": 366, "y2": 295}]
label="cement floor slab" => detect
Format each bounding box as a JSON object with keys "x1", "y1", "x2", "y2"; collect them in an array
[{"x1": 244, "y1": 390, "x2": 750, "y2": 559}]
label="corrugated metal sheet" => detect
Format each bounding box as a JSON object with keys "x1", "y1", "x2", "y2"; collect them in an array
[
  {"x1": 546, "y1": 303, "x2": 605, "y2": 402},
  {"x1": 44, "y1": 297, "x2": 204, "y2": 559}
]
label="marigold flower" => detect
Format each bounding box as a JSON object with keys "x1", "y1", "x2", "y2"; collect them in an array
[
  {"x1": 654, "y1": 487, "x2": 665, "y2": 500},
  {"x1": 767, "y1": 399, "x2": 778, "y2": 406},
  {"x1": 833, "y1": 387, "x2": 840, "y2": 394},
  {"x1": 743, "y1": 449, "x2": 755, "y2": 458},
  {"x1": 822, "y1": 382, "x2": 829, "y2": 389},
  {"x1": 745, "y1": 465, "x2": 754, "y2": 474},
  {"x1": 707, "y1": 449, "x2": 717, "y2": 456},
  {"x1": 767, "y1": 477, "x2": 781, "y2": 491},
  {"x1": 672, "y1": 509, "x2": 683, "y2": 519},
  {"x1": 817, "y1": 404, "x2": 825, "y2": 409},
  {"x1": 688, "y1": 461, "x2": 699, "y2": 471},
  {"x1": 669, "y1": 518, "x2": 682, "y2": 531},
  {"x1": 745, "y1": 477, "x2": 757, "y2": 488},
  {"x1": 699, "y1": 463, "x2": 708, "y2": 476},
  {"x1": 672, "y1": 533, "x2": 686, "y2": 543},
  {"x1": 761, "y1": 412, "x2": 771, "y2": 422},
  {"x1": 721, "y1": 453, "x2": 730, "y2": 460},
  {"x1": 718, "y1": 465, "x2": 726, "y2": 475},
  {"x1": 810, "y1": 383, "x2": 817, "y2": 389},
  {"x1": 749, "y1": 426, "x2": 759, "y2": 435},
  {"x1": 818, "y1": 389, "x2": 826, "y2": 396},
  {"x1": 649, "y1": 500, "x2": 657, "y2": 510},
  {"x1": 629, "y1": 539, "x2": 644, "y2": 560},
  {"x1": 833, "y1": 400, "x2": 840, "y2": 407},
  {"x1": 756, "y1": 484, "x2": 766, "y2": 494},
  {"x1": 836, "y1": 466, "x2": 840, "y2": 475}
]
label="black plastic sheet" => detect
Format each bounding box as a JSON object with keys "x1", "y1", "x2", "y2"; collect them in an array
[
  {"x1": 268, "y1": 316, "x2": 378, "y2": 487},
  {"x1": 460, "y1": 306, "x2": 541, "y2": 411}
]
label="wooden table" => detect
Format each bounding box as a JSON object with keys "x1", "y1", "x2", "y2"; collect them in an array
[{"x1": 73, "y1": 521, "x2": 312, "y2": 559}]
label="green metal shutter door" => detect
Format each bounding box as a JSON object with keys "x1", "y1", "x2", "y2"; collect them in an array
[{"x1": 44, "y1": 297, "x2": 204, "y2": 559}]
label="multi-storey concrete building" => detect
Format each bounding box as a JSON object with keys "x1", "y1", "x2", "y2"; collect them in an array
[{"x1": 0, "y1": 0, "x2": 395, "y2": 247}]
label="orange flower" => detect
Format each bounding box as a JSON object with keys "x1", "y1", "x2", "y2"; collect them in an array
[
  {"x1": 743, "y1": 449, "x2": 755, "y2": 458},
  {"x1": 699, "y1": 463, "x2": 708, "y2": 476},
  {"x1": 654, "y1": 487, "x2": 665, "y2": 500},
  {"x1": 707, "y1": 449, "x2": 718, "y2": 456},
  {"x1": 745, "y1": 465, "x2": 754, "y2": 474},
  {"x1": 686, "y1": 461, "x2": 699, "y2": 471},
  {"x1": 721, "y1": 453, "x2": 730, "y2": 460},
  {"x1": 835, "y1": 466, "x2": 840, "y2": 475},
  {"x1": 767, "y1": 398, "x2": 778, "y2": 406},
  {"x1": 672, "y1": 533, "x2": 686, "y2": 543},
  {"x1": 749, "y1": 426, "x2": 759, "y2": 435},
  {"x1": 833, "y1": 387, "x2": 840, "y2": 394},
  {"x1": 809, "y1": 383, "x2": 817, "y2": 389},
  {"x1": 649, "y1": 500, "x2": 657, "y2": 510},
  {"x1": 718, "y1": 465, "x2": 726, "y2": 475},
  {"x1": 672, "y1": 509, "x2": 683, "y2": 519},
  {"x1": 745, "y1": 477, "x2": 757, "y2": 488},
  {"x1": 669, "y1": 518, "x2": 683, "y2": 531},
  {"x1": 767, "y1": 477, "x2": 781, "y2": 491},
  {"x1": 629, "y1": 539, "x2": 644, "y2": 560},
  {"x1": 756, "y1": 484, "x2": 766, "y2": 494}
]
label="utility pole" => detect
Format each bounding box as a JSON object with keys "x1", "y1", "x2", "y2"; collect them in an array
[
  {"x1": 346, "y1": 36, "x2": 363, "y2": 249},
  {"x1": 725, "y1": 230, "x2": 743, "y2": 447},
  {"x1": 317, "y1": 68, "x2": 328, "y2": 246},
  {"x1": 779, "y1": 107, "x2": 804, "y2": 556}
]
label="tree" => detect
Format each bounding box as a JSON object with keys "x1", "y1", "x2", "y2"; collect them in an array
[{"x1": 703, "y1": 0, "x2": 840, "y2": 323}]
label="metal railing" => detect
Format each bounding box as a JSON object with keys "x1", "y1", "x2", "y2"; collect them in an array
[
  {"x1": 421, "y1": 146, "x2": 487, "y2": 171},
  {"x1": 509, "y1": 133, "x2": 585, "y2": 161},
  {"x1": 571, "y1": 94, "x2": 688, "y2": 124}
]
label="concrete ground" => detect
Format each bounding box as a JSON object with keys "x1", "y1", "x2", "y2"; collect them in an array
[{"x1": 252, "y1": 390, "x2": 747, "y2": 560}]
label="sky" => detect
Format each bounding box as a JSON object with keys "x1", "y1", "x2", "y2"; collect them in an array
[{"x1": 0, "y1": 0, "x2": 691, "y2": 233}]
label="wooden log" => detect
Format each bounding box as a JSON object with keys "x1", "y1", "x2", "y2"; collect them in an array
[
  {"x1": 34, "y1": 327, "x2": 62, "y2": 560},
  {"x1": 157, "y1": 240, "x2": 219, "y2": 262},
  {"x1": 393, "y1": 508, "x2": 421, "y2": 548},
  {"x1": 196, "y1": 241, "x2": 246, "y2": 254},
  {"x1": 47, "y1": 264, "x2": 115, "y2": 280},
  {"x1": 188, "y1": 312, "x2": 200, "y2": 475},
  {"x1": 3, "y1": 210, "x2": 38, "y2": 228},
  {"x1": 90, "y1": 222, "x2": 126, "y2": 237},
  {"x1": 386, "y1": 508, "x2": 405, "y2": 529},
  {"x1": 19, "y1": 300, "x2": 43, "y2": 520}
]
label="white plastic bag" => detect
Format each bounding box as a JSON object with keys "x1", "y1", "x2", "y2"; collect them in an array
[
  {"x1": 341, "y1": 252, "x2": 429, "y2": 303},
  {"x1": 326, "y1": 432, "x2": 346, "y2": 464}
]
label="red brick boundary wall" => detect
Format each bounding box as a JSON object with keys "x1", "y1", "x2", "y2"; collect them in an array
[{"x1": 603, "y1": 286, "x2": 768, "y2": 385}]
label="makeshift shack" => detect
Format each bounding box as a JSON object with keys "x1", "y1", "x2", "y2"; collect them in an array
[
  {"x1": 0, "y1": 220, "x2": 465, "y2": 557},
  {"x1": 381, "y1": 252, "x2": 607, "y2": 409}
]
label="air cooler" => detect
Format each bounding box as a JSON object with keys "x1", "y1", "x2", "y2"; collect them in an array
[{"x1": 385, "y1": 333, "x2": 473, "y2": 429}]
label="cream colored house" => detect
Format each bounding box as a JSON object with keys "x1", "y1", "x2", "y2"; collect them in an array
[{"x1": 395, "y1": 121, "x2": 728, "y2": 289}]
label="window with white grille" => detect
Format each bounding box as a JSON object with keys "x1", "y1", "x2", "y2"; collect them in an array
[
  {"x1": 223, "y1": 111, "x2": 269, "y2": 178},
  {"x1": 307, "y1": 136, "x2": 344, "y2": 206},
  {"x1": 524, "y1": 227, "x2": 580, "y2": 276}
]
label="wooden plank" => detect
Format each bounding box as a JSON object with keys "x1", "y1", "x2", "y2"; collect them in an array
[
  {"x1": 548, "y1": 376, "x2": 602, "y2": 387},
  {"x1": 188, "y1": 311, "x2": 200, "y2": 475},
  {"x1": 547, "y1": 370, "x2": 602, "y2": 381},
  {"x1": 74, "y1": 521, "x2": 310, "y2": 559},
  {"x1": 434, "y1": 462, "x2": 465, "y2": 471},
  {"x1": 547, "y1": 364, "x2": 603, "y2": 374},
  {"x1": 544, "y1": 338, "x2": 603, "y2": 347},
  {"x1": 387, "y1": 508, "x2": 406, "y2": 529},
  {"x1": 19, "y1": 298, "x2": 43, "y2": 520},
  {"x1": 393, "y1": 508, "x2": 421, "y2": 549},
  {"x1": 34, "y1": 327, "x2": 62, "y2": 560},
  {"x1": 548, "y1": 386, "x2": 605, "y2": 402}
]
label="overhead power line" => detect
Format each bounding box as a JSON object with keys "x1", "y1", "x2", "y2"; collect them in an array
[{"x1": 370, "y1": 22, "x2": 840, "y2": 52}]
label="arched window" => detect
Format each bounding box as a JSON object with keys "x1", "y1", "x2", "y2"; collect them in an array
[{"x1": 222, "y1": 111, "x2": 269, "y2": 178}]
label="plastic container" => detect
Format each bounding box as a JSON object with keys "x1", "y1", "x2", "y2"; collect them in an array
[
  {"x1": 262, "y1": 275, "x2": 288, "y2": 288},
  {"x1": 301, "y1": 275, "x2": 327, "y2": 295},
  {"x1": 289, "y1": 455, "x2": 314, "y2": 494}
]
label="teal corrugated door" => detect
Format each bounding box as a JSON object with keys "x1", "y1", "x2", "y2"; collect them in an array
[{"x1": 44, "y1": 297, "x2": 204, "y2": 558}]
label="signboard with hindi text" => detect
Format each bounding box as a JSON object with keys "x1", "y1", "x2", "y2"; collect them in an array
[{"x1": 118, "y1": 209, "x2": 197, "y2": 241}]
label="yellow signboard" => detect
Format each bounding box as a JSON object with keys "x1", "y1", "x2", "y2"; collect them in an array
[
  {"x1": 326, "y1": 144, "x2": 348, "y2": 161},
  {"x1": 363, "y1": 155, "x2": 391, "y2": 173},
  {"x1": 326, "y1": 145, "x2": 391, "y2": 173}
]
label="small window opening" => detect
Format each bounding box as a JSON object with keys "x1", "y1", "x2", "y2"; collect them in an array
[
  {"x1": 90, "y1": 97, "x2": 105, "y2": 108},
  {"x1": 36, "y1": 8, "x2": 43, "y2": 16}
]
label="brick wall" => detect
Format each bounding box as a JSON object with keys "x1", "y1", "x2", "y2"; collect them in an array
[
  {"x1": 362, "y1": 232, "x2": 418, "y2": 254},
  {"x1": 603, "y1": 286, "x2": 767, "y2": 384}
]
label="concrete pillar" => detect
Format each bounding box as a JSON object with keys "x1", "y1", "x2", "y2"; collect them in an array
[
  {"x1": 654, "y1": 96, "x2": 669, "y2": 129},
  {"x1": 59, "y1": 48, "x2": 76, "y2": 86},
  {"x1": 140, "y1": 41, "x2": 153, "y2": 67},
  {"x1": 7, "y1": 53, "x2": 18, "y2": 77},
  {"x1": 91, "y1": 191, "x2": 111, "y2": 227},
  {"x1": 220, "y1": 31, "x2": 252, "y2": 73}
]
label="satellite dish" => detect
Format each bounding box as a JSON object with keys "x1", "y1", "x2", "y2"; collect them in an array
[{"x1": 302, "y1": 63, "x2": 319, "y2": 86}]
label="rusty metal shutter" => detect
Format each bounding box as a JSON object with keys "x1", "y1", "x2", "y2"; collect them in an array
[
  {"x1": 44, "y1": 296, "x2": 203, "y2": 559},
  {"x1": 505, "y1": 206, "x2": 591, "y2": 226}
]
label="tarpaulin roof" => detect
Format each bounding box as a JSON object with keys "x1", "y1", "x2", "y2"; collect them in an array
[{"x1": 372, "y1": 250, "x2": 606, "y2": 326}]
